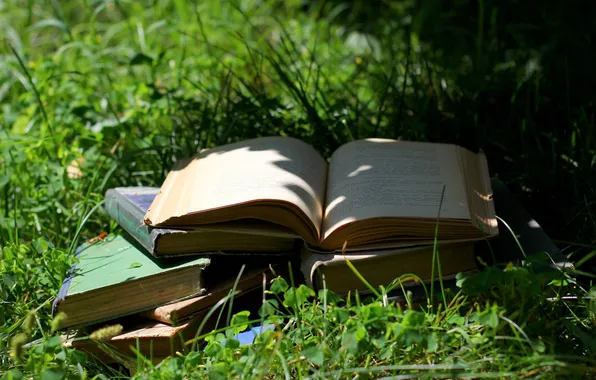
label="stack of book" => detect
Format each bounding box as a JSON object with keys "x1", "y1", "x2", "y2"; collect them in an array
[{"x1": 58, "y1": 136, "x2": 564, "y2": 365}]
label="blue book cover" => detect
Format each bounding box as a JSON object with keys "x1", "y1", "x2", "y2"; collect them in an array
[{"x1": 104, "y1": 187, "x2": 179, "y2": 257}]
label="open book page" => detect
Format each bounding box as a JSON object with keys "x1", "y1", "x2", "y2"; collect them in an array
[
  {"x1": 321, "y1": 139, "x2": 471, "y2": 240},
  {"x1": 145, "y1": 136, "x2": 328, "y2": 238}
]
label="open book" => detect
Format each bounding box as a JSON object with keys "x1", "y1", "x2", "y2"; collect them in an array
[{"x1": 144, "y1": 137, "x2": 497, "y2": 252}]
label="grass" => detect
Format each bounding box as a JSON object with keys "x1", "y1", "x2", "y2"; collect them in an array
[{"x1": 1, "y1": 0, "x2": 595, "y2": 378}]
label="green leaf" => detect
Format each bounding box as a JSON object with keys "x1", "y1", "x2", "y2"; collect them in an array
[
  {"x1": 447, "y1": 314, "x2": 465, "y2": 326},
  {"x1": 258, "y1": 299, "x2": 278, "y2": 317},
  {"x1": 167, "y1": 357, "x2": 183, "y2": 373},
  {"x1": 40, "y1": 368, "x2": 65, "y2": 380},
  {"x1": 302, "y1": 345, "x2": 324, "y2": 366},
  {"x1": 355, "y1": 324, "x2": 367, "y2": 341},
  {"x1": 548, "y1": 278, "x2": 569, "y2": 287},
  {"x1": 55, "y1": 348, "x2": 67, "y2": 361},
  {"x1": 31, "y1": 238, "x2": 49, "y2": 254},
  {"x1": 3, "y1": 274, "x2": 16, "y2": 289},
  {"x1": 283, "y1": 285, "x2": 315, "y2": 309},
  {"x1": 359, "y1": 304, "x2": 386, "y2": 321},
  {"x1": 69, "y1": 349, "x2": 87, "y2": 365},
  {"x1": 230, "y1": 310, "x2": 250, "y2": 334},
  {"x1": 11, "y1": 113, "x2": 32, "y2": 134},
  {"x1": 532, "y1": 340, "x2": 546, "y2": 353},
  {"x1": 317, "y1": 288, "x2": 341, "y2": 304},
  {"x1": 477, "y1": 306, "x2": 500, "y2": 329},
  {"x1": 44, "y1": 336, "x2": 62, "y2": 349},
  {"x1": 341, "y1": 326, "x2": 365, "y2": 355},
  {"x1": 47, "y1": 176, "x2": 64, "y2": 197},
  {"x1": 204, "y1": 341, "x2": 222, "y2": 358},
  {"x1": 270, "y1": 277, "x2": 288, "y2": 294},
  {"x1": 208, "y1": 362, "x2": 228, "y2": 380},
  {"x1": 129, "y1": 262, "x2": 143, "y2": 268},
  {"x1": 455, "y1": 271, "x2": 472, "y2": 288},
  {"x1": 427, "y1": 332, "x2": 438, "y2": 352},
  {"x1": 402, "y1": 310, "x2": 425, "y2": 327},
  {"x1": 185, "y1": 351, "x2": 202, "y2": 368},
  {"x1": 372, "y1": 335, "x2": 387, "y2": 349},
  {"x1": 335, "y1": 308, "x2": 350, "y2": 323},
  {"x1": 225, "y1": 338, "x2": 240, "y2": 349},
  {"x1": 401, "y1": 328, "x2": 423, "y2": 346}
]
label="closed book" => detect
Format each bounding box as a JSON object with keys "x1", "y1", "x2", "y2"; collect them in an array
[
  {"x1": 62, "y1": 310, "x2": 214, "y2": 364},
  {"x1": 104, "y1": 187, "x2": 298, "y2": 257},
  {"x1": 62, "y1": 286, "x2": 265, "y2": 363},
  {"x1": 52, "y1": 234, "x2": 209, "y2": 329},
  {"x1": 140, "y1": 262, "x2": 284, "y2": 325},
  {"x1": 301, "y1": 242, "x2": 476, "y2": 295}
]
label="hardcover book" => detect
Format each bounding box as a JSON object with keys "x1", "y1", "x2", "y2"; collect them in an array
[
  {"x1": 63, "y1": 310, "x2": 214, "y2": 364},
  {"x1": 104, "y1": 187, "x2": 298, "y2": 257},
  {"x1": 62, "y1": 286, "x2": 265, "y2": 364},
  {"x1": 144, "y1": 136, "x2": 498, "y2": 253},
  {"x1": 301, "y1": 242, "x2": 476, "y2": 295},
  {"x1": 139, "y1": 262, "x2": 284, "y2": 325},
  {"x1": 52, "y1": 234, "x2": 209, "y2": 329}
]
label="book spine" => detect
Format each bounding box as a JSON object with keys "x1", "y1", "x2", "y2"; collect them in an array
[
  {"x1": 52, "y1": 241, "x2": 89, "y2": 316},
  {"x1": 52, "y1": 262, "x2": 77, "y2": 316},
  {"x1": 104, "y1": 189, "x2": 157, "y2": 255},
  {"x1": 299, "y1": 246, "x2": 334, "y2": 290}
]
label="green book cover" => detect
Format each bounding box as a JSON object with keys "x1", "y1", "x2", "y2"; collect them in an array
[{"x1": 52, "y1": 233, "x2": 210, "y2": 326}]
